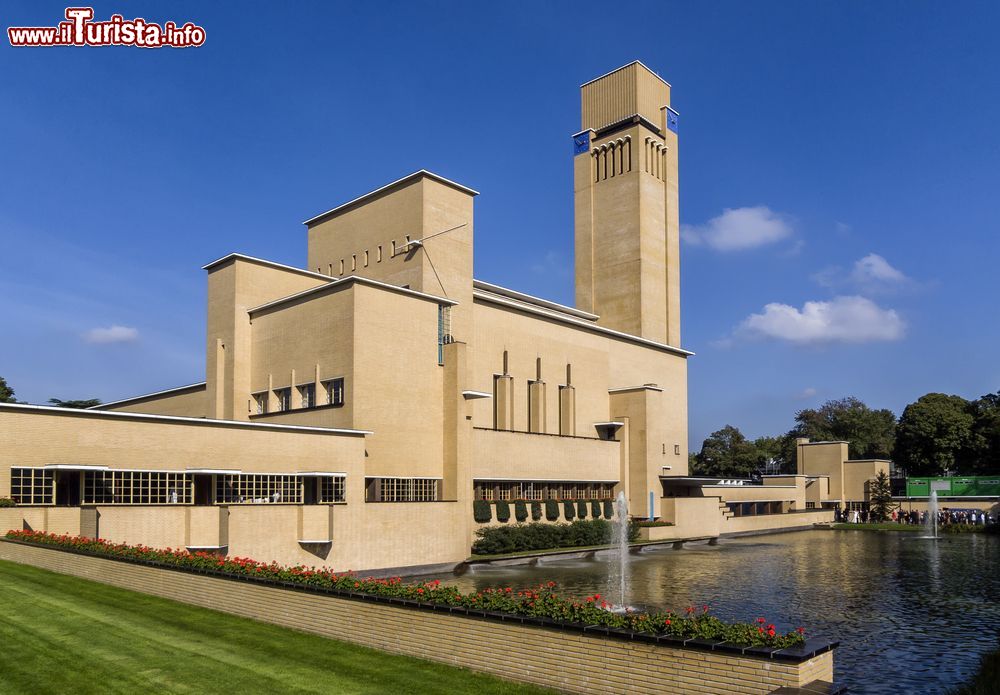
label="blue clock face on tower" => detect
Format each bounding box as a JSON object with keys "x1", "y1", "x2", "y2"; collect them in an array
[
  {"x1": 666, "y1": 111, "x2": 679, "y2": 133},
  {"x1": 573, "y1": 132, "x2": 591, "y2": 155}
]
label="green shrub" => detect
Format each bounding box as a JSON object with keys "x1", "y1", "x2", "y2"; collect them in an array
[
  {"x1": 544, "y1": 499, "x2": 559, "y2": 521},
  {"x1": 472, "y1": 499, "x2": 492, "y2": 523},
  {"x1": 942, "y1": 523, "x2": 985, "y2": 534},
  {"x1": 495, "y1": 500, "x2": 511, "y2": 523},
  {"x1": 590, "y1": 500, "x2": 601, "y2": 518},
  {"x1": 634, "y1": 520, "x2": 673, "y2": 527},
  {"x1": 563, "y1": 500, "x2": 575, "y2": 521},
  {"x1": 576, "y1": 500, "x2": 588, "y2": 519},
  {"x1": 627, "y1": 519, "x2": 641, "y2": 542},
  {"x1": 530, "y1": 501, "x2": 542, "y2": 521},
  {"x1": 514, "y1": 499, "x2": 528, "y2": 522},
  {"x1": 603, "y1": 500, "x2": 614, "y2": 518},
  {"x1": 0, "y1": 497, "x2": 15, "y2": 508},
  {"x1": 472, "y1": 519, "x2": 613, "y2": 554}
]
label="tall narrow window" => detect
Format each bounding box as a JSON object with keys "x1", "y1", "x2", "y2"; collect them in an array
[
  {"x1": 253, "y1": 392, "x2": 268, "y2": 414},
  {"x1": 377, "y1": 245, "x2": 383, "y2": 262},
  {"x1": 351, "y1": 255, "x2": 357, "y2": 271},
  {"x1": 364, "y1": 250, "x2": 369, "y2": 267},
  {"x1": 299, "y1": 383, "x2": 315, "y2": 409},
  {"x1": 339, "y1": 259, "x2": 344, "y2": 275},
  {"x1": 275, "y1": 388, "x2": 291, "y2": 412},
  {"x1": 323, "y1": 377, "x2": 345, "y2": 406},
  {"x1": 391, "y1": 240, "x2": 396, "y2": 256}
]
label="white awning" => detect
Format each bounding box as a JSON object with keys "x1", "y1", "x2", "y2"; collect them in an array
[
  {"x1": 186, "y1": 468, "x2": 242, "y2": 475},
  {"x1": 296, "y1": 471, "x2": 347, "y2": 478},
  {"x1": 462, "y1": 390, "x2": 493, "y2": 400},
  {"x1": 43, "y1": 464, "x2": 110, "y2": 471}
]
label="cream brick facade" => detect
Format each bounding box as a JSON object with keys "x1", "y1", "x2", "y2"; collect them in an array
[{"x1": 0, "y1": 62, "x2": 839, "y2": 572}]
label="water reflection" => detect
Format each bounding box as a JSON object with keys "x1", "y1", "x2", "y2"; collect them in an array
[{"x1": 418, "y1": 531, "x2": 1000, "y2": 694}]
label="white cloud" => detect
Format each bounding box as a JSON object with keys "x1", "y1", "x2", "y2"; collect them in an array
[
  {"x1": 83, "y1": 325, "x2": 139, "y2": 344},
  {"x1": 813, "y1": 253, "x2": 911, "y2": 294},
  {"x1": 681, "y1": 206, "x2": 793, "y2": 251},
  {"x1": 851, "y1": 253, "x2": 907, "y2": 285},
  {"x1": 795, "y1": 387, "x2": 818, "y2": 400},
  {"x1": 735, "y1": 295, "x2": 905, "y2": 345}
]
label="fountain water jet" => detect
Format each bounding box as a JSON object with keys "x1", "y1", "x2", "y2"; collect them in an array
[
  {"x1": 607, "y1": 491, "x2": 630, "y2": 610},
  {"x1": 925, "y1": 489, "x2": 940, "y2": 539}
]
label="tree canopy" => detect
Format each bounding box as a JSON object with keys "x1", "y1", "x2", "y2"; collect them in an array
[
  {"x1": 48, "y1": 398, "x2": 102, "y2": 409},
  {"x1": 695, "y1": 390, "x2": 999, "y2": 478},
  {"x1": 0, "y1": 376, "x2": 15, "y2": 403},
  {"x1": 693, "y1": 425, "x2": 764, "y2": 478},
  {"x1": 894, "y1": 393, "x2": 975, "y2": 476},
  {"x1": 790, "y1": 397, "x2": 896, "y2": 459}
]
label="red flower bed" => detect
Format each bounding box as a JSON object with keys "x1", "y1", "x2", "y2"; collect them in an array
[{"x1": 4, "y1": 529, "x2": 806, "y2": 648}]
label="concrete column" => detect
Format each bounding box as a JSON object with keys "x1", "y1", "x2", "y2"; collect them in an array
[
  {"x1": 528, "y1": 381, "x2": 546, "y2": 433},
  {"x1": 559, "y1": 385, "x2": 576, "y2": 436},
  {"x1": 494, "y1": 376, "x2": 514, "y2": 430}
]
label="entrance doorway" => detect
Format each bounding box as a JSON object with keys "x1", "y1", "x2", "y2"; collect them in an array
[
  {"x1": 55, "y1": 471, "x2": 81, "y2": 506},
  {"x1": 194, "y1": 475, "x2": 214, "y2": 505}
]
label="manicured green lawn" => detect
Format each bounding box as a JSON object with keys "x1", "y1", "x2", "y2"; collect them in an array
[{"x1": 0, "y1": 559, "x2": 554, "y2": 695}]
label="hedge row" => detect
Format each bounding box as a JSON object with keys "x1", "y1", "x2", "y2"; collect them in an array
[
  {"x1": 474, "y1": 499, "x2": 619, "y2": 524},
  {"x1": 471, "y1": 519, "x2": 640, "y2": 555}
]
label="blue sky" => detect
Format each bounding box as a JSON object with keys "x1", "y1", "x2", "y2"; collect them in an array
[{"x1": 2, "y1": 1, "x2": 998, "y2": 446}]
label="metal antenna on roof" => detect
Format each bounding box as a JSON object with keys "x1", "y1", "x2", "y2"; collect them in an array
[
  {"x1": 393, "y1": 222, "x2": 468, "y2": 297},
  {"x1": 395, "y1": 222, "x2": 467, "y2": 255}
]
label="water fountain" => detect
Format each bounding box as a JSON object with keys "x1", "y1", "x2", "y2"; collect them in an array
[
  {"x1": 607, "y1": 491, "x2": 630, "y2": 610},
  {"x1": 925, "y1": 489, "x2": 940, "y2": 540}
]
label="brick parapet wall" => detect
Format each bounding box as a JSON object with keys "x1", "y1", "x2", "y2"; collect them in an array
[{"x1": 0, "y1": 540, "x2": 833, "y2": 694}]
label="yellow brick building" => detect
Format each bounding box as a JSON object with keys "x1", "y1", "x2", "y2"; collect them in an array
[{"x1": 0, "y1": 62, "x2": 833, "y2": 572}]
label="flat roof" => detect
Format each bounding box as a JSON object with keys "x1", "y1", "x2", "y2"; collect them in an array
[
  {"x1": 248, "y1": 274, "x2": 456, "y2": 315},
  {"x1": 202, "y1": 252, "x2": 331, "y2": 279},
  {"x1": 303, "y1": 170, "x2": 479, "y2": 227},
  {"x1": 473, "y1": 290, "x2": 693, "y2": 357},
  {"x1": 472, "y1": 280, "x2": 598, "y2": 321},
  {"x1": 91, "y1": 382, "x2": 206, "y2": 410},
  {"x1": 0, "y1": 402, "x2": 372, "y2": 436}
]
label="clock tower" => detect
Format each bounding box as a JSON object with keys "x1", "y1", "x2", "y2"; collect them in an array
[{"x1": 574, "y1": 61, "x2": 681, "y2": 347}]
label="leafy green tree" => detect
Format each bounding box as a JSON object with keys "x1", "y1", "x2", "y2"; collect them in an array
[
  {"x1": 48, "y1": 398, "x2": 101, "y2": 409},
  {"x1": 693, "y1": 425, "x2": 760, "y2": 478},
  {"x1": 966, "y1": 391, "x2": 1000, "y2": 475},
  {"x1": 894, "y1": 393, "x2": 975, "y2": 475},
  {"x1": 868, "y1": 469, "x2": 895, "y2": 521},
  {"x1": 790, "y1": 397, "x2": 896, "y2": 459},
  {"x1": 0, "y1": 376, "x2": 16, "y2": 403},
  {"x1": 752, "y1": 435, "x2": 785, "y2": 474}
]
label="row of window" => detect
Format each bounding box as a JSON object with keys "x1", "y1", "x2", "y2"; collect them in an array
[
  {"x1": 318, "y1": 236, "x2": 414, "y2": 277},
  {"x1": 215, "y1": 474, "x2": 345, "y2": 504},
  {"x1": 253, "y1": 377, "x2": 344, "y2": 415},
  {"x1": 85, "y1": 470, "x2": 193, "y2": 504},
  {"x1": 8, "y1": 468, "x2": 346, "y2": 506},
  {"x1": 726, "y1": 501, "x2": 786, "y2": 517},
  {"x1": 474, "y1": 481, "x2": 616, "y2": 501},
  {"x1": 364, "y1": 477, "x2": 440, "y2": 503}
]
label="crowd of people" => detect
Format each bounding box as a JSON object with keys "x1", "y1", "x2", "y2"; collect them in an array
[{"x1": 834, "y1": 506, "x2": 996, "y2": 525}]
